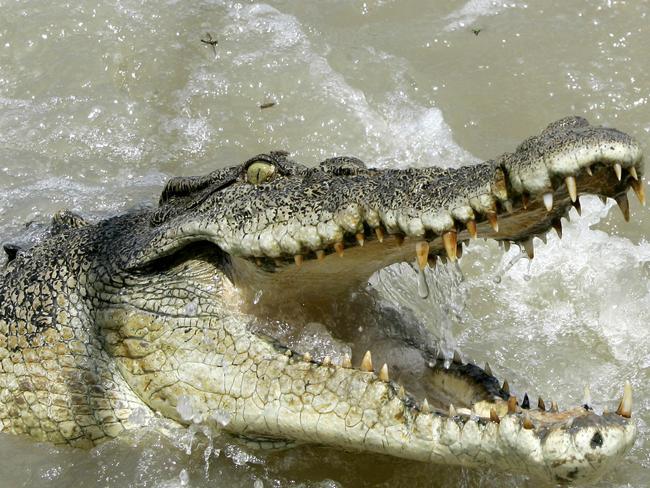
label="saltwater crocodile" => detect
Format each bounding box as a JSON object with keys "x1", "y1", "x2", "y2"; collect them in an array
[{"x1": 0, "y1": 116, "x2": 643, "y2": 484}]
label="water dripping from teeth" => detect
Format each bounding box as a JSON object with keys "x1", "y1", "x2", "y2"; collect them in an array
[
  {"x1": 253, "y1": 289, "x2": 263, "y2": 305},
  {"x1": 493, "y1": 251, "x2": 528, "y2": 283},
  {"x1": 523, "y1": 259, "x2": 533, "y2": 281},
  {"x1": 417, "y1": 267, "x2": 429, "y2": 298}
]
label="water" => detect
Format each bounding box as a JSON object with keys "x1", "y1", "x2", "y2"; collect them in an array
[{"x1": 1, "y1": 0, "x2": 649, "y2": 486}]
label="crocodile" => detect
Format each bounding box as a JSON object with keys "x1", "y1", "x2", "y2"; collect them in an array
[{"x1": 0, "y1": 116, "x2": 643, "y2": 484}]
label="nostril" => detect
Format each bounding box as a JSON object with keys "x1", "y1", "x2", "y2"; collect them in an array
[{"x1": 591, "y1": 431, "x2": 604, "y2": 449}]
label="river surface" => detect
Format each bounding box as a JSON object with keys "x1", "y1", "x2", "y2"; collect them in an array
[{"x1": 1, "y1": 1, "x2": 649, "y2": 486}]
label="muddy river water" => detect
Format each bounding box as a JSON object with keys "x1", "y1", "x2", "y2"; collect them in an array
[{"x1": 1, "y1": 1, "x2": 649, "y2": 486}]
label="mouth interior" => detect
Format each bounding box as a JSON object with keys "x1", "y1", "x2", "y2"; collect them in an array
[{"x1": 155, "y1": 162, "x2": 635, "y2": 427}]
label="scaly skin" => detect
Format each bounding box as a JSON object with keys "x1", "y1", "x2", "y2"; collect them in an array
[{"x1": 0, "y1": 117, "x2": 643, "y2": 483}]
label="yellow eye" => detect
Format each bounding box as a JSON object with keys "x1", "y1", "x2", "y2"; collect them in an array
[{"x1": 247, "y1": 161, "x2": 276, "y2": 185}]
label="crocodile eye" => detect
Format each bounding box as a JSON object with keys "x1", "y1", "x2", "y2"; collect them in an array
[{"x1": 247, "y1": 161, "x2": 276, "y2": 185}]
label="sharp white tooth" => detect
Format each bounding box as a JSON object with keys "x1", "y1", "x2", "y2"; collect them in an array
[
  {"x1": 565, "y1": 176, "x2": 577, "y2": 202},
  {"x1": 342, "y1": 354, "x2": 352, "y2": 368},
  {"x1": 378, "y1": 363, "x2": 389, "y2": 382},
  {"x1": 616, "y1": 193, "x2": 630, "y2": 222},
  {"x1": 490, "y1": 407, "x2": 500, "y2": 423},
  {"x1": 543, "y1": 192, "x2": 553, "y2": 212},
  {"x1": 586, "y1": 166, "x2": 593, "y2": 176},
  {"x1": 360, "y1": 350, "x2": 373, "y2": 372},
  {"x1": 484, "y1": 362, "x2": 493, "y2": 376},
  {"x1": 614, "y1": 163, "x2": 622, "y2": 181},
  {"x1": 630, "y1": 167, "x2": 638, "y2": 180},
  {"x1": 522, "y1": 238, "x2": 534, "y2": 259},
  {"x1": 421, "y1": 398, "x2": 431, "y2": 414},
  {"x1": 522, "y1": 411, "x2": 534, "y2": 430},
  {"x1": 449, "y1": 404, "x2": 458, "y2": 417},
  {"x1": 631, "y1": 180, "x2": 646, "y2": 206},
  {"x1": 415, "y1": 241, "x2": 430, "y2": 270},
  {"x1": 355, "y1": 233, "x2": 365, "y2": 247},
  {"x1": 466, "y1": 220, "x2": 478, "y2": 239},
  {"x1": 616, "y1": 380, "x2": 633, "y2": 418}
]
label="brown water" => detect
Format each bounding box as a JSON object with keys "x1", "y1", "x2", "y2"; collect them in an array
[{"x1": 1, "y1": 1, "x2": 649, "y2": 486}]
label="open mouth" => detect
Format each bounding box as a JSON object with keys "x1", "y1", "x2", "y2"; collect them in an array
[
  {"x1": 224, "y1": 150, "x2": 639, "y2": 481},
  {"x1": 119, "y1": 117, "x2": 641, "y2": 482}
]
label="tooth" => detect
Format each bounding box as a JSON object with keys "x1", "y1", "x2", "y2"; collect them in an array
[
  {"x1": 614, "y1": 163, "x2": 622, "y2": 181},
  {"x1": 583, "y1": 385, "x2": 592, "y2": 406},
  {"x1": 543, "y1": 192, "x2": 554, "y2": 211},
  {"x1": 302, "y1": 352, "x2": 311, "y2": 362},
  {"x1": 443, "y1": 231, "x2": 458, "y2": 261},
  {"x1": 538, "y1": 397, "x2": 546, "y2": 411},
  {"x1": 573, "y1": 199, "x2": 581, "y2": 216},
  {"x1": 484, "y1": 362, "x2": 493, "y2": 376},
  {"x1": 360, "y1": 350, "x2": 373, "y2": 372},
  {"x1": 522, "y1": 412, "x2": 534, "y2": 430},
  {"x1": 586, "y1": 165, "x2": 593, "y2": 176},
  {"x1": 522, "y1": 194, "x2": 529, "y2": 210},
  {"x1": 522, "y1": 238, "x2": 534, "y2": 259},
  {"x1": 375, "y1": 227, "x2": 385, "y2": 243},
  {"x1": 522, "y1": 393, "x2": 530, "y2": 410},
  {"x1": 334, "y1": 242, "x2": 345, "y2": 257},
  {"x1": 378, "y1": 363, "x2": 389, "y2": 382},
  {"x1": 449, "y1": 404, "x2": 458, "y2": 417},
  {"x1": 550, "y1": 401, "x2": 559, "y2": 413},
  {"x1": 490, "y1": 407, "x2": 500, "y2": 423},
  {"x1": 507, "y1": 395, "x2": 517, "y2": 414},
  {"x1": 552, "y1": 219, "x2": 563, "y2": 239},
  {"x1": 421, "y1": 398, "x2": 431, "y2": 414},
  {"x1": 502, "y1": 380, "x2": 510, "y2": 395},
  {"x1": 415, "y1": 241, "x2": 430, "y2": 270},
  {"x1": 294, "y1": 254, "x2": 303, "y2": 268},
  {"x1": 452, "y1": 350, "x2": 463, "y2": 364},
  {"x1": 631, "y1": 180, "x2": 646, "y2": 206},
  {"x1": 356, "y1": 233, "x2": 365, "y2": 247},
  {"x1": 630, "y1": 167, "x2": 639, "y2": 180},
  {"x1": 616, "y1": 193, "x2": 630, "y2": 222},
  {"x1": 255, "y1": 258, "x2": 263, "y2": 267},
  {"x1": 504, "y1": 200, "x2": 514, "y2": 213},
  {"x1": 316, "y1": 250, "x2": 325, "y2": 261},
  {"x1": 487, "y1": 212, "x2": 499, "y2": 232},
  {"x1": 466, "y1": 219, "x2": 478, "y2": 239},
  {"x1": 616, "y1": 380, "x2": 632, "y2": 418},
  {"x1": 322, "y1": 356, "x2": 332, "y2": 366},
  {"x1": 342, "y1": 354, "x2": 352, "y2": 368},
  {"x1": 565, "y1": 176, "x2": 578, "y2": 202}
]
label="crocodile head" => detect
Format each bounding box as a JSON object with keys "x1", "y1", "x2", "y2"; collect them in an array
[
  {"x1": 1, "y1": 117, "x2": 641, "y2": 484},
  {"x1": 94, "y1": 116, "x2": 641, "y2": 483}
]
